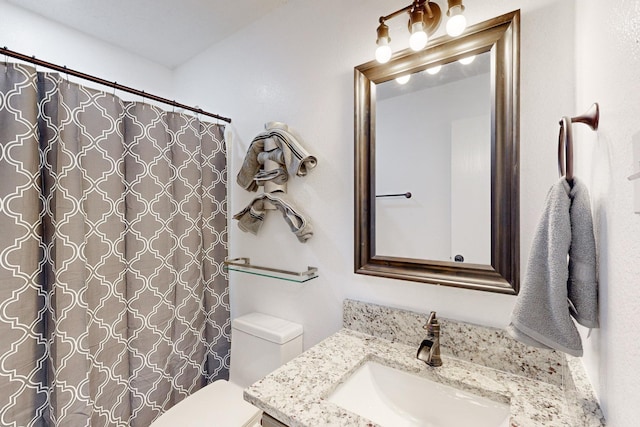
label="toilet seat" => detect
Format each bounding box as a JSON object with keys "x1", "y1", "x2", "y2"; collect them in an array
[{"x1": 149, "y1": 380, "x2": 262, "y2": 427}]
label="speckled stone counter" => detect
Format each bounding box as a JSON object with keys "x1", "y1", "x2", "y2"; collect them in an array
[
  {"x1": 342, "y1": 299, "x2": 565, "y2": 387},
  {"x1": 244, "y1": 300, "x2": 606, "y2": 427}
]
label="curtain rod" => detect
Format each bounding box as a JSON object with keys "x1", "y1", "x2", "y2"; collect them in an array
[{"x1": 1, "y1": 46, "x2": 232, "y2": 123}]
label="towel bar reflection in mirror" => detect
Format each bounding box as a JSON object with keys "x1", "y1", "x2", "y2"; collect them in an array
[{"x1": 223, "y1": 257, "x2": 318, "y2": 283}]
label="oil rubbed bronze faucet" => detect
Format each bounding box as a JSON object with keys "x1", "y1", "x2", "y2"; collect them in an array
[{"x1": 416, "y1": 311, "x2": 442, "y2": 367}]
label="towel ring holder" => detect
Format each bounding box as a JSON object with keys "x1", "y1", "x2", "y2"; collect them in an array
[{"x1": 558, "y1": 103, "x2": 600, "y2": 183}]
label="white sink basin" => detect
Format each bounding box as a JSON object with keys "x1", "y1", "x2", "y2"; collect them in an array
[{"x1": 327, "y1": 361, "x2": 510, "y2": 427}]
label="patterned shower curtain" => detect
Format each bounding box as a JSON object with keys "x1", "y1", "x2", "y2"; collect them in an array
[{"x1": 0, "y1": 63, "x2": 230, "y2": 427}]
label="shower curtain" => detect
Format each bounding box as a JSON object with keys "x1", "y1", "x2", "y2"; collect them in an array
[{"x1": 0, "y1": 63, "x2": 230, "y2": 427}]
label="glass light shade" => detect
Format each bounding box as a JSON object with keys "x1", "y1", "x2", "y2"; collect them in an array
[
  {"x1": 459, "y1": 55, "x2": 475, "y2": 65},
  {"x1": 395, "y1": 74, "x2": 411, "y2": 84},
  {"x1": 426, "y1": 65, "x2": 442, "y2": 75},
  {"x1": 375, "y1": 22, "x2": 392, "y2": 64},
  {"x1": 446, "y1": 5, "x2": 466, "y2": 37},
  {"x1": 375, "y1": 43, "x2": 392, "y2": 64},
  {"x1": 409, "y1": 23, "x2": 428, "y2": 51}
]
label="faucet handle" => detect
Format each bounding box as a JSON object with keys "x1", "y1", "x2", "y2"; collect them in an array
[
  {"x1": 423, "y1": 311, "x2": 440, "y2": 334},
  {"x1": 423, "y1": 311, "x2": 437, "y2": 327},
  {"x1": 427, "y1": 311, "x2": 437, "y2": 323}
]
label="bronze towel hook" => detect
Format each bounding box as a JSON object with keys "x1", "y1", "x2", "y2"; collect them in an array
[
  {"x1": 558, "y1": 103, "x2": 600, "y2": 183},
  {"x1": 558, "y1": 116, "x2": 573, "y2": 181}
]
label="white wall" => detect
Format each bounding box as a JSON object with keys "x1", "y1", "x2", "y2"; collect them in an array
[
  {"x1": 0, "y1": 0, "x2": 173, "y2": 103},
  {"x1": 375, "y1": 80, "x2": 452, "y2": 260},
  {"x1": 574, "y1": 1, "x2": 640, "y2": 425},
  {"x1": 451, "y1": 114, "x2": 491, "y2": 264},
  {"x1": 173, "y1": 0, "x2": 576, "y2": 348}
]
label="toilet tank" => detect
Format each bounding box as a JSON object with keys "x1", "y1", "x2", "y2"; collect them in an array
[{"x1": 230, "y1": 312, "x2": 303, "y2": 388}]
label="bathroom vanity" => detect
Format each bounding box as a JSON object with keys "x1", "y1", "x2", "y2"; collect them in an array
[{"x1": 244, "y1": 300, "x2": 605, "y2": 427}]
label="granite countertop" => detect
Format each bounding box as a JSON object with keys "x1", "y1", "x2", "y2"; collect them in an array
[
  {"x1": 245, "y1": 329, "x2": 580, "y2": 427},
  {"x1": 244, "y1": 300, "x2": 605, "y2": 427}
]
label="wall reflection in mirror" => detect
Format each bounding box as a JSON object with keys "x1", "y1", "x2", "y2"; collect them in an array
[{"x1": 375, "y1": 52, "x2": 491, "y2": 264}]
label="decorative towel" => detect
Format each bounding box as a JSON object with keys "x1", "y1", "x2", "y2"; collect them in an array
[
  {"x1": 508, "y1": 177, "x2": 598, "y2": 357},
  {"x1": 233, "y1": 193, "x2": 313, "y2": 243},
  {"x1": 254, "y1": 167, "x2": 288, "y2": 185},
  {"x1": 237, "y1": 122, "x2": 317, "y2": 192}
]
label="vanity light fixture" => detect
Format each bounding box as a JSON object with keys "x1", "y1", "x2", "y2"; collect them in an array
[
  {"x1": 374, "y1": 0, "x2": 467, "y2": 63},
  {"x1": 408, "y1": 7, "x2": 428, "y2": 51},
  {"x1": 375, "y1": 23, "x2": 392, "y2": 63},
  {"x1": 445, "y1": 0, "x2": 467, "y2": 36}
]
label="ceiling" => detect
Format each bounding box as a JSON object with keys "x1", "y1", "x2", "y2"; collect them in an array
[{"x1": 6, "y1": 0, "x2": 290, "y2": 69}]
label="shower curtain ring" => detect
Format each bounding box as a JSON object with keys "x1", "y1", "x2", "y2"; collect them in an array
[
  {"x1": 31, "y1": 55, "x2": 38, "y2": 74},
  {"x1": 63, "y1": 65, "x2": 70, "y2": 86},
  {"x1": 113, "y1": 82, "x2": 117, "y2": 97}
]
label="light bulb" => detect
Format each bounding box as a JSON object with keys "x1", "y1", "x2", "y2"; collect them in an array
[
  {"x1": 395, "y1": 75, "x2": 411, "y2": 85},
  {"x1": 458, "y1": 55, "x2": 475, "y2": 65},
  {"x1": 375, "y1": 44, "x2": 392, "y2": 63},
  {"x1": 426, "y1": 65, "x2": 442, "y2": 75},
  {"x1": 446, "y1": 5, "x2": 467, "y2": 37},
  {"x1": 375, "y1": 22, "x2": 392, "y2": 64},
  {"x1": 409, "y1": 22, "x2": 428, "y2": 51}
]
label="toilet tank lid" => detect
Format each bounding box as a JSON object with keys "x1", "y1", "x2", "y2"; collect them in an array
[{"x1": 232, "y1": 312, "x2": 303, "y2": 344}]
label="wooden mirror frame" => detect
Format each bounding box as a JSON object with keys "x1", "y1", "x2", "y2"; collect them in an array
[{"x1": 354, "y1": 10, "x2": 520, "y2": 294}]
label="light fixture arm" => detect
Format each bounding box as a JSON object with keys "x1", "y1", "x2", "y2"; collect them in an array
[
  {"x1": 379, "y1": 0, "x2": 433, "y2": 23},
  {"x1": 378, "y1": 3, "x2": 415, "y2": 24},
  {"x1": 378, "y1": 1, "x2": 442, "y2": 36},
  {"x1": 423, "y1": 1, "x2": 434, "y2": 18}
]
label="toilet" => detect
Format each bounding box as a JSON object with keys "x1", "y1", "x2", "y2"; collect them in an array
[{"x1": 150, "y1": 312, "x2": 303, "y2": 427}]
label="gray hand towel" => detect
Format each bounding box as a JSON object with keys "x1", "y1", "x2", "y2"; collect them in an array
[
  {"x1": 567, "y1": 178, "x2": 599, "y2": 328},
  {"x1": 508, "y1": 177, "x2": 597, "y2": 357}
]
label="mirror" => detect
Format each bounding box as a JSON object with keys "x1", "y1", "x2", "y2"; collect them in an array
[
  {"x1": 354, "y1": 10, "x2": 520, "y2": 294},
  {"x1": 375, "y1": 51, "x2": 492, "y2": 264}
]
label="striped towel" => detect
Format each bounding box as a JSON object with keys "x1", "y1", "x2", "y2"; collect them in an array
[
  {"x1": 237, "y1": 122, "x2": 317, "y2": 192},
  {"x1": 233, "y1": 193, "x2": 313, "y2": 243}
]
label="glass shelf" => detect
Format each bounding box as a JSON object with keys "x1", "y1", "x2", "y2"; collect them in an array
[{"x1": 224, "y1": 258, "x2": 318, "y2": 283}]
